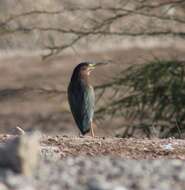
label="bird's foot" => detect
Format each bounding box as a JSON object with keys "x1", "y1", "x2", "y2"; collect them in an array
[{"x1": 79, "y1": 133, "x2": 84, "y2": 138}]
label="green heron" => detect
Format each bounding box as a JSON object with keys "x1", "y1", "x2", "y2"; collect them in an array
[{"x1": 68, "y1": 61, "x2": 109, "y2": 137}]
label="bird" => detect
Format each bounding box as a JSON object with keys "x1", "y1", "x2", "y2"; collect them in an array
[{"x1": 68, "y1": 61, "x2": 109, "y2": 137}]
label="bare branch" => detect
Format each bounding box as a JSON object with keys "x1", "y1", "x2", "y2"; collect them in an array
[{"x1": 0, "y1": 0, "x2": 185, "y2": 58}]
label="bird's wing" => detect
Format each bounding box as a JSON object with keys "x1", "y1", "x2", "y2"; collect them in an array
[
  {"x1": 68, "y1": 86, "x2": 84, "y2": 126},
  {"x1": 68, "y1": 84, "x2": 95, "y2": 134},
  {"x1": 84, "y1": 86, "x2": 95, "y2": 122}
]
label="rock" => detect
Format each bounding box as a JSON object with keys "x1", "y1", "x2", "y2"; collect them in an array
[
  {"x1": 0, "y1": 183, "x2": 8, "y2": 190},
  {"x1": 41, "y1": 145, "x2": 61, "y2": 161},
  {"x1": 0, "y1": 131, "x2": 40, "y2": 176},
  {"x1": 87, "y1": 177, "x2": 110, "y2": 190},
  {"x1": 87, "y1": 178, "x2": 128, "y2": 190},
  {"x1": 4, "y1": 173, "x2": 36, "y2": 190}
]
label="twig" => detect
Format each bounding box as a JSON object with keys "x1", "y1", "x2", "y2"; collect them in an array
[{"x1": 16, "y1": 126, "x2": 26, "y2": 135}]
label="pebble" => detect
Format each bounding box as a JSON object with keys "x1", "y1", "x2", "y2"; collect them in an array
[{"x1": 0, "y1": 157, "x2": 185, "y2": 190}]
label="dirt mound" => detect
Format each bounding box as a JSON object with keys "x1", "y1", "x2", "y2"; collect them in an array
[
  {"x1": 41, "y1": 136, "x2": 185, "y2": 159},
  {"x1": 1, "y1": 135, "x2": 185, "y2": 159},
  {"x1": 1, "y1": 136, "x2": 185, "y2": 189}
]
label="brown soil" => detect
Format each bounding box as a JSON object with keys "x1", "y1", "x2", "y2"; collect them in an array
[
  {"x1": 1, "y1": 135, "x2": 183, "y2": 159},
  {"x1": 42, "y1": 136, "x2": 185, "y2": 159},
  {"x1": 1, "y1": 135, "x2": 185, "y2": 190}
]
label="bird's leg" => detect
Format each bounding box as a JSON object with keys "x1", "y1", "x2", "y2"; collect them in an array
[
  {"x1": 79, "y1": 132, "x2": 84, "y2": 138},
  {"x1": 90, "y1": 121, "x2": 95, "y2": 137}
]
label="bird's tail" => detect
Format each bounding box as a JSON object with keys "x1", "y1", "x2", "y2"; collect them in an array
[
  {"x1": 80, "y1": 122, "x2": 97, "y2": 135},
  {"x1": 80, "y1": 126, "x2": 90, "y2": 135}
]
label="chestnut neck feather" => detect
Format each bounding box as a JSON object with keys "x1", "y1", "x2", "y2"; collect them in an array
[
  {"x1": 80, "y1": 72, "x2": 89, "y2": 85},
  {"x1": 71, "y1": 70, "x2": 90, "y2": 87}
]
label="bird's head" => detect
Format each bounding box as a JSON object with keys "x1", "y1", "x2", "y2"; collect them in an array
[{"x1": 73, "y1": 61, "x2": 110, "y2": 78}]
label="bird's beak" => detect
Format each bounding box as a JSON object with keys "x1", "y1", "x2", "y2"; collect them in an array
[
  {"x1": 89, "y1": 61, "x2": 111, "y2": 69},
  {"x1": 88, "y1": 64, "x2": 96, "y2": 71},
  {"x1": 87, "y1": 61, "x2": 111, "y2": 74}
]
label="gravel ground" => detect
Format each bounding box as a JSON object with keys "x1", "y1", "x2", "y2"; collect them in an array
[
  {"x1": 1, "y1": 136, "x2": 185, "y2": 190},
  {"x1": 1, "y1": 157, "x2": 185, "y2": 190},
  {"x1": 41, "y1": 136, "x2": 185, "y2": 159}
]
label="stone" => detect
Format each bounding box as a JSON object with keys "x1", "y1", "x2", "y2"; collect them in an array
[{"x1": 0, "y1": 131, "x2": 40, "y2": 176}]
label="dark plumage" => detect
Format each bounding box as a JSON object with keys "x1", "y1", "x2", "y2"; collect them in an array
[{"x1": 68, "y1": 61, "x2": 109, "y2": 137}]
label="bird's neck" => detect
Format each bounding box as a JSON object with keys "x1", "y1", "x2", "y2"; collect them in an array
[
  {"x1": 70, "y1": 72, "x2": 90, "y2": 87},
  {"x1": 79, "y1": 74, "x2": 90, "y2": 86}
]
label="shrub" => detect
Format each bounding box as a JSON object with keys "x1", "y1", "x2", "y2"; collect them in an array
[{"x1": 96, "y1": 60, "x2": 185, "y2": 138}]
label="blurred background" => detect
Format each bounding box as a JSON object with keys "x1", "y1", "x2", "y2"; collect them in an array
[{"x1": 0, "y1": 0, "x2": 185, "y2": 137}]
